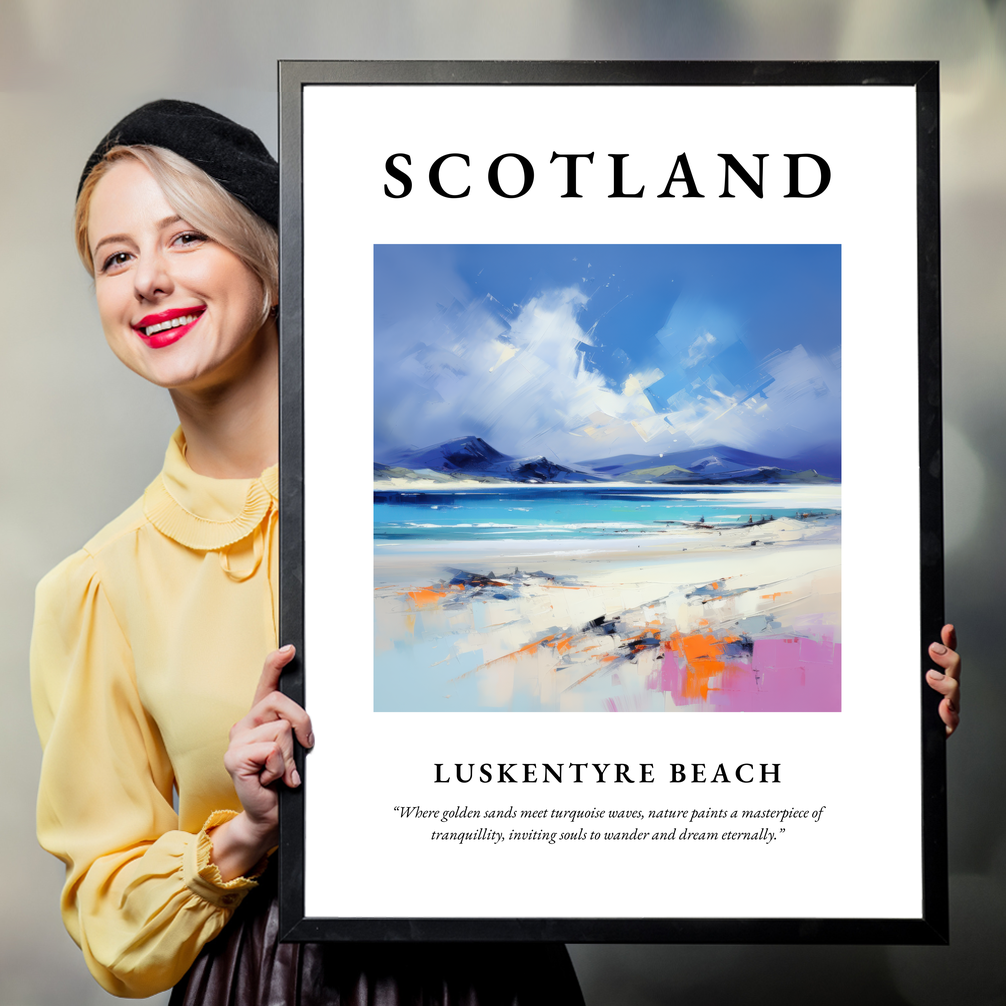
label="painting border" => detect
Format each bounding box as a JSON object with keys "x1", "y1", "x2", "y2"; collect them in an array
[{"x1": 277, "y1": 60, "x2": 946, "y2": 944}]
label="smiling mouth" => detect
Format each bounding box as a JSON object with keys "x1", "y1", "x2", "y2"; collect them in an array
[
  {"x1": 135, "y1": 307, "x2": 206, "y2": 338},
  {"x1": 142, "y1": 313, "x2": 199, "y2": 337}
]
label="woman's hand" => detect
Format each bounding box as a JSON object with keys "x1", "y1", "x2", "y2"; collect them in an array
[
  {"x1": 926, "y1": 624, "x2": 961, "y2": 738},
  {"x1": 209, "y1": 645, "x2": 314, "y2": 881}
]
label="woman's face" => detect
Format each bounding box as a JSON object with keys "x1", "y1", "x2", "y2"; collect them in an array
[{"x1": 87, "y1": 158, "x2": 270, "y2": 393}]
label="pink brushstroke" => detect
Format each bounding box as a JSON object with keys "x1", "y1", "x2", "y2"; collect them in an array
[{"x1": 656, "y1": 628, "x2": 841, "y2": 712}]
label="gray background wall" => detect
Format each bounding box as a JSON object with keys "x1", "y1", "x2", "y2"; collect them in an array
[{"x1": 1, "y1": 2, "x2": 1003, "y2": 1003}]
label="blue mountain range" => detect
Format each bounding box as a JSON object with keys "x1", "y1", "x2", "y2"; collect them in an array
[
  {"x1": 376, "y1": 437, "x2": 839, "y2": 484},
  {"x1": 575, "y1": 443, "x2": 839, "y2": 481},
  {"x1": 378, "y1": 437, "x2": 596, "y2": 483}
]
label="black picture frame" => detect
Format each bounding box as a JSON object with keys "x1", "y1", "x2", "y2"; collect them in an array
[{"x1": 277, "y1": 60, "x2": 945, "y2": 944}]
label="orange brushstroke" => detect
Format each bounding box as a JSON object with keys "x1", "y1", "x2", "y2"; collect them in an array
[
  {"x1": 519, "y1": 633, "x2": 555, "y2": 654},
  {"x1": 406, "y1": 586, "x2": 449, "y2": 608},
  {"x1": 402, "y1": 583, "x2": 465, "y2": 608},
  {"x1": 453, "y1": 630, "x2": 563, "y2": 682},
  {"x1": 663, "y1": 620, "x2": 741, "y2": 700},
  {"x1": 760, "y1": 591, "x2": 791, "y2": 601},
  {"x1": 569, "y1": 667, "x2": 604, "y2": 688}
]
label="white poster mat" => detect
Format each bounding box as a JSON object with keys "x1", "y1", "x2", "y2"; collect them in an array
[{"x1": 301, "y1": 84, "x2": 919, "y2": 920}]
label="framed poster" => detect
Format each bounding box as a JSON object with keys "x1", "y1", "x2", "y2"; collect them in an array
[{"x1": 277, "y1": 61, "x2": 946, "y2": 943}]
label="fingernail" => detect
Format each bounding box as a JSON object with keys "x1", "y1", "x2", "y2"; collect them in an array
[
  {"x1": 280, "y1": 644, "x2": 295, "y2": 654},
  {"x1": 931, "y1": 643, "x2": 947, "y2": 655},
  {"x1": 306, "y1": 732, "x2": 315, "y2": 748},
  {"x1": 292, "y1": 768, "x2": 301, "y2": 787},
  {"x1": 927, "y1": 669, "x2": 944, "y2": 680}
]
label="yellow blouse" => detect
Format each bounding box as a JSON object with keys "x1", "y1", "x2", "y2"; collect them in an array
[{"x1": 31, "y1": 428, "x2": 279, "y2": 998}]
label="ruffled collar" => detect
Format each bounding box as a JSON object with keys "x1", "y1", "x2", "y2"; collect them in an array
[{"x1": 143, "y1": 428, "x2": 278, "y2": 551}]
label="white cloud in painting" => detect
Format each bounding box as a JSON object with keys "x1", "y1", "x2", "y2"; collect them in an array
[
  {"x1": 375, "y1": 283, "x2": 840, "y2": 465},
  {"x1": 683, "y1": 332, "x2": 717, "y2": 369},
  {"x1": 659, "y1": 344, "x2": 841, "y2": 456}
]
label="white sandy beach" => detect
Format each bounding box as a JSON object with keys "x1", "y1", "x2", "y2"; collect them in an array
[{"x1": 374, "y1": 516, "x2": 841, "y2": 712}]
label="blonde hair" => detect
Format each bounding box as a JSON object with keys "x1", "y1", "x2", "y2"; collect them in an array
[{"x1": 75, "y1": 145, "x2": 278, "y2": 322}]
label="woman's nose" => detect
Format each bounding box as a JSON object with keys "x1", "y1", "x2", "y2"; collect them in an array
[{"x1": 133, "y1": 249, "x2": 173, "y2": 302}]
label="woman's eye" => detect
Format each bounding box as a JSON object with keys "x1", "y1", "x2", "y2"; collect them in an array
[
  {"x1": 101, "y1": 251, "x2": 131, "y2": 273},
  {"x1": 173, "y1": 231, "x2": 208, "y2": 248}
]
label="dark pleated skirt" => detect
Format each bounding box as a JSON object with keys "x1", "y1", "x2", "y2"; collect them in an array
[{"x1": 169, "y1": 869, "x2": 585, "y2": 1006}]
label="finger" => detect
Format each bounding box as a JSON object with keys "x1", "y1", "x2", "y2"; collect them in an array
[
  {"x1": 245, "y1": 690, "x2": 314, "y2": 749},
  {"x1": 236, "y1": 719, "x2": 301, "y2": 788},
  {"x1": 258, "y1": 742, "x2": 287, "y2": 787},
  {"x1": 939, "y1": 697, "x2": 960, "y2": 737},
  {"x1": 941, "y1": 624, "x2": 957, "y2": 652},
  {"x1": 928, "y1": 641, "x2": 961, "y2": 681},
  {"x1": 224, "y1": 739, "x2": 287, "y2": 786},
  {"x1": 230, "y1": 697, "x2": 313, "y2": 752},
  {"x1": 926, "y1": 669, "x2": 960, "y2": 709},
  {"x1": 252, "y1": 645, "x2": 296, "y2": 707}
]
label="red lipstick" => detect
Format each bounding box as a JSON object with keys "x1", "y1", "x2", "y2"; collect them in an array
[{"x1": 133, "y1": 306, "x2": 206, "y2": 349}]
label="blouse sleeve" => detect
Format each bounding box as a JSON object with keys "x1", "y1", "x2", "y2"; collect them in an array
[{"x1": 30, "y1": 549, "x2": 262, "y2": 998}]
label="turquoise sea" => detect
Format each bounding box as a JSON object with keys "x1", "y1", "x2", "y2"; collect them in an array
[{"x1": 374, "y1": 485, "x2": 841, "y2": 542}]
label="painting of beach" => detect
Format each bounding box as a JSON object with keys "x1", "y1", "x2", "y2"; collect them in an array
[{"x1": 374, "y1": 245, "x2": 841, "y2": 712}]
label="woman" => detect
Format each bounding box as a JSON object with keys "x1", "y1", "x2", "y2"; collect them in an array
[
  {"x1": 31, "y1": 100, "x2": 586, "y2": 1003},
  {"x1": 33, "y1": 98, "x2": 963, "y2": 1003}
]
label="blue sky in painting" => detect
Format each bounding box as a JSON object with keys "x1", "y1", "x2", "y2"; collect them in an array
[{"x1": 374, "y1": 245, "x2": 840, "y2": 469}]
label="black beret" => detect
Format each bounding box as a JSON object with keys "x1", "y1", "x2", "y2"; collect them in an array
[{"x1": 78, "y1": 99, "x2": 278, "y2": 228}]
